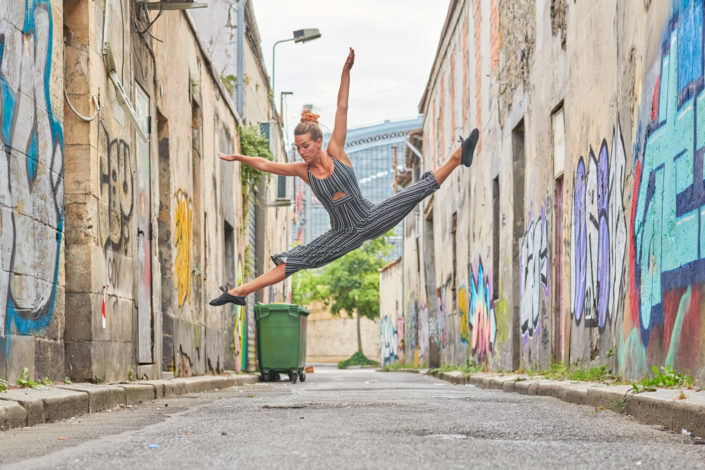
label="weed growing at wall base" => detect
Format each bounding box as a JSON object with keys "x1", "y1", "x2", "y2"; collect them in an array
[
  {"x1": 17, "y1": 368, "x2": 39, "y2": 388},
  {"x1": 525, "y1": 362, "x2": 627, "y2": 384},
  {"x1": 631, "y1": 365, "x2": 695, "y2": 393},
  {"x1": 338, "y1": 351, "x2": 379, "y2": 369},
  {"x1": 429, "y1": 360, "x2": 485, "y2": 377},
  {"x1": 0, "y1": 378, "x2": 7, "y2": 392}
]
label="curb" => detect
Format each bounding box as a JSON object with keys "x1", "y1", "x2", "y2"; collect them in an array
[
  {"x1": 427, "y1": 370, "x2": 705, "y2": 439},
  {"x1": 0, "y1": 373, "x2": 259, "y2": 432}
]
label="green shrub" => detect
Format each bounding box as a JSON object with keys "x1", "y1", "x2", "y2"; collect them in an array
[{"x1": 338, "y1": 351, "x2": 379, "y2": 369}]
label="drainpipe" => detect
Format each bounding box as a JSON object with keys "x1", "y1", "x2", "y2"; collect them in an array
[{"x1": 236, "y1": 0, "x2": 246, "y2": 118}]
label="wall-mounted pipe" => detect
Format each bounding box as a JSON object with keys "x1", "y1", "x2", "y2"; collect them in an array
[{"x1": 236, "y1": 0, "x2": 246, "y2": 118}]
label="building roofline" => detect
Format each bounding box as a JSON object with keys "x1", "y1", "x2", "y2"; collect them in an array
[
  {"x1": 184, "y1": 10, "x2": 243, "y2": 127},
  {"x1": 419, "y1": 0, "x2": 459, "y2": 113},
  {"x1": 324, "y1": 116, "x2": 423, "y2": 142},
  {"x1": 378, "y1": 256, "x2": 402, "y2": 273}
]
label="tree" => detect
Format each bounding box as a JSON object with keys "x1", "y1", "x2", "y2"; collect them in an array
[{"x1": 291, "y1": 234, "x2": 392, "y2": 353}]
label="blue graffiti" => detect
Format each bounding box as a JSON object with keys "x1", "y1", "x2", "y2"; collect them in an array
[
  {"x1": 633, "y1": 2, "x2": 705, "y2": 347},
  {"x1": 0, "y1": 0, "x2": 64, "y2": 353}
]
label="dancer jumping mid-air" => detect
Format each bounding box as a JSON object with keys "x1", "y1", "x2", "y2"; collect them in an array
[{"x1": 209, "y1": 48, "x2": 478, "y2": 306}]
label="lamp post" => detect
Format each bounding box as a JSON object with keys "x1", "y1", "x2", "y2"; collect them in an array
[
  {"x1": 280, "y1": 91, "x2": 293, "y2": 149},
  {"x1": 280, "y1": 91, "x2": 293, "y2": 126},
  {"x1": 272, "y1": 28, "x2": 321, "y2": 101}
]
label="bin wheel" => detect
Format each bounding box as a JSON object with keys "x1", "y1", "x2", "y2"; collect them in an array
[
  {"x1": 299, "y1": 371, "x2": 306, "y2": 382},
  {"x1": 288, "y1": 371, "x2": 298, "y2": 383},
  {"x1": 261, "y1": 371, "x2": 270, "y2": 382}
]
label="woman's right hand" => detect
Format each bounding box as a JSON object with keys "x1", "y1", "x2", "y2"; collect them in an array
[
  {"x1": 218, "y1": 152, "x2": 240, "y2": 162},
  {"x1": 343, "y1": 47, "x2": 355, "y2": 73}
]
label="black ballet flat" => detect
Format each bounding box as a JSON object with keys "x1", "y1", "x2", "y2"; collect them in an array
[
  {"x1": 209, "y1": 291, "x2": 246, "y2": 306},
  {"x1": 458, "y1": 128, "x2": 479, "y2": 167}
]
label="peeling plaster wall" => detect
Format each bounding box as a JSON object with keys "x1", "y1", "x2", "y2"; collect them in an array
[
  {"x1": 406, "y1": 0, "x2": 705, "y2": 382},
  {"x1": 188, "y1": 2, "x2": 292, "y2": 373},
  {"x1": 153, "y1": 11, "x2": 243, "y2": 378}
]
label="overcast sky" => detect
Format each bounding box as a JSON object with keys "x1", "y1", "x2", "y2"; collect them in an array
[{"x1": 251, "y1": 1, "x2": 449, "y2": 144}]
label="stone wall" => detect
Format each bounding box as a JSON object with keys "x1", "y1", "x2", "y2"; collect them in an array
[
  {"x1": 405, "y1": 0, "x2": 705, "y2": 382},
  {"x1": 0, "y1": 0, "x2": 286, "y2": 384}
]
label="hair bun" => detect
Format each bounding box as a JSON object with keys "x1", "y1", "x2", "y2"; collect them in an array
[{"x1": 300, "y1": 111, "x2": 320, "y2": 123}]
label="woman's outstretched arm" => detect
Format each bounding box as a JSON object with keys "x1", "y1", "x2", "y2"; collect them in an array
[
  {"x1": 218, "y1": 152, "x2": 309, "y2": 181},
  {"x1": 327, "y1": 48, "x2": 354, "y2": 164}
]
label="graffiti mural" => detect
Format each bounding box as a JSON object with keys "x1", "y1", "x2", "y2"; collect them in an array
[
  {"x1": 405, "y1": 297, "x2": 418, "y2": 354},
  {"x1": 417, "y1": 302, "x2": 429, "y2": 359},
  {"x1": 519, "y1": 207, "x2": 549, "y2": 337},
  {"x1": 380, "y1": 315, "x2": 398, "y2": 365},
  {"x1": 174, "y1": 190, "x2": 192, "y2": 306},
  {"x1": 570, "y1": 123, "x2": 627, "y2": 330},
  {"x1": 628, "y1": 0, "x2": 704, "y2": 372},
  {"x1": 458, "y1": 284, "x2": 470, "y2": 343},
  {"x1": 435, "y1": 285, "x2": 448, "y2": 348},
  {"x1": 99, "y1": 122, "x2": 133, "y2": 288},
  {"x1": 469, "y1": 260, "x2": 497, "y2": 361},
  {"x1": 494, "y1": 271, "x2": 511, "y2": 348},
  {"x1": 0, "y1": 0, "x2": 64, "y2": 352}
]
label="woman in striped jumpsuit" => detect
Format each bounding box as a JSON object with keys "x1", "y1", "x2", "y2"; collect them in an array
[{"x1": 210, "y1": 48, "x2": 478, "y2": 306}]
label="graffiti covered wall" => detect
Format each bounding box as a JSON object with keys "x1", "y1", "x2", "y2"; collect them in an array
[
  {"x1": 622, "y1": 0, "x2": 705, "y2": 379},
  {"x1": 0, "y1": 0, "x2": 65, "y2": 374},
  {"x1": 404, "y1": 0, "x2": 705, "y2": 380},
  {"x1": 519, "y1": 207, "x2": 551, "y2": 366}
]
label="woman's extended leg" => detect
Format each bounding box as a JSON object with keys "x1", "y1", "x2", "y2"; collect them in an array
[
  {"x1": 227, "y1": 263, "x2": 286, "y2": 297},
  {"x1": 361, "y1": 145, "x2": 464, "y2": 240},
  {"x1": 433, "y1": 145, "x2": 462, "y2": 185},
  {"x1": 211, "y1": 226, "x2": 364, "y2": 305}
]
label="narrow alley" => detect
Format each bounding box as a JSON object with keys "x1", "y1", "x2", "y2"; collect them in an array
[{"x1": 1, "y1": 367, "x2": 703, "y2": 469}]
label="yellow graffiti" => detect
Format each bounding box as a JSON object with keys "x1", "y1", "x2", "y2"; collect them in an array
[
  {"x1": 458, "y1": 285, "x2": 470, "y2": 343},
  {"x1": 495, "y1": 279, "x2": 510, "y2": 346},
  {"x1": 174, "y1": 190, "x2": 192, "y2": 306}
]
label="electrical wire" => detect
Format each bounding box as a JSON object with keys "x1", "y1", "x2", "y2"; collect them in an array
[
  {"x1": 119, "y1": 0, "x2": 125, "y2": 82},
  {"x1": 64, "y1": 90, "x2": 101, "y2": 122},
  {"x1": 62, "y1": 48, "x2": 101, "y2": 121},
  {"x1": 133, "y1": 0, "x2": 164, "y2": 35}
]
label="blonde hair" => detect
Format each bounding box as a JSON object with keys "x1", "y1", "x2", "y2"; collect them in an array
[{"x1": 294, "y1": 111, "x2": 322, "y2": 141}]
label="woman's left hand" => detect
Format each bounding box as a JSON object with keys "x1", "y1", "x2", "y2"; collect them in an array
[{"x1": 218, "y1": 152, "x2": 240, "y2": 162}]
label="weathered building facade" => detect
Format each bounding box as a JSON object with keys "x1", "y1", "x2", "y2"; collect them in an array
[
  {"x1": 0, "y1": 0, "x2": 287, "y2": 383},
  {"x1": 383, "y1": 0, "x2": 705, "y2": 382},
  {"x1": 191, "y1": 0, "x2": 292, "y2": 371}
]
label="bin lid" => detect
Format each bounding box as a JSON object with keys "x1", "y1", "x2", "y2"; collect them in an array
[{"x1": 255, "y1": 302, "x2": 310, "y2": 318}]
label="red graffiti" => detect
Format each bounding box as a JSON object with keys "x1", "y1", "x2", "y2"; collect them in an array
[
  {"x1": 628, "y1": 160, "x2": 642, "y2": 327},
  {"x1": 651, "y1": 75, "x2": 660, "y2": 122}
]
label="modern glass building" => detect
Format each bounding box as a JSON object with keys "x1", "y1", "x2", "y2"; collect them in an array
[{"x1": 291, "y1": 116, "x2": 423, "y2": 260}]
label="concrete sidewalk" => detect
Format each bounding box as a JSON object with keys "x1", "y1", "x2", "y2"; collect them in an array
[
  {"x1": 417, "y1": 369, "x2": 705, "y2": 440},
  {"x1": 0, "y1": 373, "x2": 259, "y2": 431}
]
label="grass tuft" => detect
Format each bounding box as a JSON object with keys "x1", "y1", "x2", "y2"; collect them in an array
[{"x1": 338, "y1": 351, "x2": 379, "y2": 369}]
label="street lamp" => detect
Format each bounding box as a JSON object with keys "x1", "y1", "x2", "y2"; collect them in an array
[{"x1": 272, "y1": 28, "x2": 321, "y2": 100}]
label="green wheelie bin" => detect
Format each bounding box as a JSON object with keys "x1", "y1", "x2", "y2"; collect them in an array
[{"x1": 255, "y1": 303, "x2": 309, "y2": 383}]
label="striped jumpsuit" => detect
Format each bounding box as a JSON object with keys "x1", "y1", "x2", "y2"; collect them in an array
[{"x1": 272, "y1": 154, "x2": 440, "y2": 277}]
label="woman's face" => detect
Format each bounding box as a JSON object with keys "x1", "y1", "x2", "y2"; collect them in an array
[{"x1": 294, "y1": 133, "x2": 322, "y2": 162}]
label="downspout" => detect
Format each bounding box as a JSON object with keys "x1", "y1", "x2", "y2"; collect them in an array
[{"x1": 236, "y1": 0, "x2": 246, "y2": 118}]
